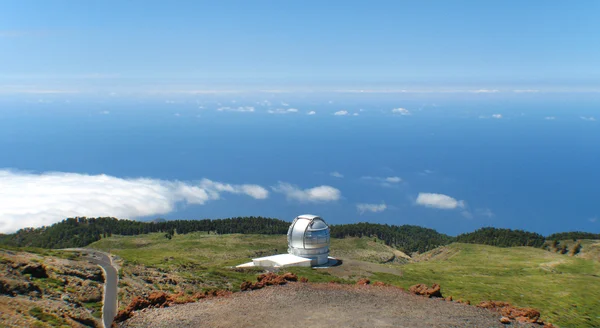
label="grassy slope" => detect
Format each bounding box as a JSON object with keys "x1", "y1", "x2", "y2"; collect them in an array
[
  {"x1": 88, "y1": 233, "x2": 600, "y2": 327},
  {"x1": 380, "y1": 243, "x2": 599, "y2": 328}
]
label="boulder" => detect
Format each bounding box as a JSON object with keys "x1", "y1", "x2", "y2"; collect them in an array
[
  {"x1": 500, "y1": 317, "x2": 511, "y2": 324},
  {"x1": 409, "y1": 283, "x2": 442, "y2": 298},
  {"x1": 356, "y1": 278, "x2": 370, "y2": 286},
  {"x1": 21, "y1": 264, "x2": 48, "y2": 278}
]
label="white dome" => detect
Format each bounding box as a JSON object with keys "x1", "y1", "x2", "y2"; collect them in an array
[{"x1": 287, "y1": 214, "x2": 330, "y2": 265}]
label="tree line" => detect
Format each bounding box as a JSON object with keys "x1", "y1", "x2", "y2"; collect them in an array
[
  {"x1": 455, "y1": 227, "x2": 546, "y2": 248},
  {"x1": 0, "y1": 216, "x2": 597, "y2": 254}
]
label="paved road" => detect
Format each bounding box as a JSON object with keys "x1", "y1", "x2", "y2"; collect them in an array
[{"x1": 64, "y1": 248, "x2": 119, "y2": 328}]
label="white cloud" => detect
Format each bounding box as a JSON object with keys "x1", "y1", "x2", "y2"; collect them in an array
[
  {"x1": 391, "y1": 107, "x2": 411, "y2": 115},
  {"x1": 384, "y1": 176, "x2": 402, "y2": 183},
  {"x1": 199, "y1": 179, "x2": 269, "y2": 200},
  {"x1": 334, "y1": 110, "x2": 349, "y2": 116},
  {"x1": 174, "y1": 113, "x2": 181, "y2": 117},
  {"x1": 492, "y1": 114, "x2": 502, "y2": 119},
  {"x1": 330, "y1": 171, "x2": 344, "y2": 178},
  {"x1": 416, "y1": 192, "x2": 465, "y2": 210},
  {"x1": 268, "y1": 108, "x2": 298, "y2": 114},
  {"x1": 475, "y1": 208, "x2": 495, "y2": 218},
  {"x1": 589, "y1": 217, "x2": 597, "y2": 223},
  {"x1": 217, "y1": 106, "x2": 255, "y2": 112},
  {"x1": 271, "y1": 182, "x2": 341, "y2": 203},
  {"x1": 361, "y1": 176, "x2": 402, "y2": 187},
  {"x1": 357, "y1": 203, "x2": 387, "y2": 214},
  {"x1": 0, "y1": 170, "x2": 268, "y2": 234},
  {"x1": 470, "y1": 89, "x2": 499, "y2": 93},
  {"x1": 461, "y1": 211, "x2": 474, "y2": 219},
  {"x1": 307, "y1": 111, "x2": 316, "y2": 115},
  {"x1": 353, "y1": 113, "x2": 359, "y2": 116},
  {"x1": 99, "y1": 110, "x2": 110, "y2": 115},
  {"x1": 580, "y1": 116, "x2": 596, "y2": 121},
  {"x1": 544, "y1": 116, "x2": 556, "y2": 120}
]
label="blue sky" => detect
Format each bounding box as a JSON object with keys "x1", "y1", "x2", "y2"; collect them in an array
[
  {"x1": 0, "y1": 1, "x2": 599, "y2": 235},
  {"x1": 1, "y1": 0, "x2": 600, "y2": 90}
]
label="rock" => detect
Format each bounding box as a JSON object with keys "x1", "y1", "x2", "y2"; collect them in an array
[
  {"x1": 0, "y1": 278, "x2": 42, "y2": 296},
  {"x1": 477, "y1": 301, "x2": 540, "y2": 324},
  {"x1": 21, "y1": 264, "x2": 48, "y2": 278},
  {"x1": 299, "y1": 277, "x2": 309, "y2": 283},
  {"x1": 281, "y1": 272, "x2": 298, "y2": 282},
  {"x1": 357, "y1": 278, "x2": 370, "y2": 285},
  {"x1": 500, "y1": 317, "x2": 511, "y2": 324},
  {"x1": 409, "y1": 283, "x2": 442, "y2": 298},
  {"x1": 240, "y1": 281, "x2": 253, "y2": 291},
  {"x1": 114, "y1": 309, "x2": 133, "y2": 324},
  {"x1": 148, "y1": 292, "x2": 169, "y2": 306},
  {"x1": 444, "y1": 296, "x2": 453, "y2": 302},
  {"x1": 372, "y1": 281, "x2": 387, "y2": 287}
]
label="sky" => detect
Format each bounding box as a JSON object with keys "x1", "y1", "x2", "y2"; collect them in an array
[
  {"x1": 1, "y1": 0, "x2": 600, "y2": 91},
  {"x1": 0, "y1": 1, "x2": 599, "y2": 236}
]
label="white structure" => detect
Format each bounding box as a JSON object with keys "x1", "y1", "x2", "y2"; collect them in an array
[
  {"x1": 287, "y1": 214, "x2": 330, "y2": 266},
  {"x1": 236, "y1": 214, "x2": 331, "y2": 268}
]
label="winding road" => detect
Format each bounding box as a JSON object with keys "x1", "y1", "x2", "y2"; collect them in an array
[{"x1": 64, "y1": 248, "x2": 119, "y2": 328}]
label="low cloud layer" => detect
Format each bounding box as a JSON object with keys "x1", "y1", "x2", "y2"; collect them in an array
[
  {"x1": 356, "y1": 203, "x2": 387, "y2": 214},
  {"x1": 0, "y1": 170, "x2": 268, "y2": 233},
  {"x1": 416, "y1": 192, "x2": 465, "y2": 210},
  {"x1": 271, "y1": 182, "x2": 341, "y2": 203},
  {"x1": 334, "y1": 110, "x2": 348, "y2": 116}
]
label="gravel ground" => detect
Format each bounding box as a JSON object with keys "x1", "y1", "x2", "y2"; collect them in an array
[{"x1": 120, "y1": 283, "x2": 522, "y2": 328}]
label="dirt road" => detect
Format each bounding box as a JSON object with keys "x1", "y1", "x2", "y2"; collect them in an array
[{"x1": 120, "y1": 283, "x2": 515, "y2": 328}]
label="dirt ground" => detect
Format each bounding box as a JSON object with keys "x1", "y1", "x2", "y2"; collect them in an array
[{"x1": 120, "y1": 283, "x2": 522, "y2": 328}]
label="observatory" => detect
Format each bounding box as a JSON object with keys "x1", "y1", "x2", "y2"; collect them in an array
[
  {"x1": 237, "y1": 214, "x2": 333, "y2": 268},
  {"x1": 287, "y1": 214, "x2": 330, "y2": 266}
]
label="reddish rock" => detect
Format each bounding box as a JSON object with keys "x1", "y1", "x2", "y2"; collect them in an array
[
  {"x1": 113, "y1": 309, "x2": 133, "y2": 324},
  {"x1": 409, "y1": 283, "x2": 443, "y2": 298},
  {"x1": 477, "y1": 301, "x2": 540, "y2": 324},
  {"x1": 500, "y1": 317, "x2": 511, "y2": 324},
  {"x1": 444, "y1": 296, "x2": 453, "y2": 302},
  {"x1": 372, "y1": 281, "x2": 387, "y2": 287},
  {"x1": 240, "y1": 281, "x2": 253, "y2": 291},
  {"x1": 281, "y1": 272, "x2": 298, "y2": 282},
  {"x1": 128, "y1": 296, "x2": 151, "y2": 311},
  {"x1": 147, "y1": 292, "x2": 169, "y2": 306},
  {"x1": 299, "y1": 277, "x2": 309, "y2": 283},
  {"x1": 357, "y1": 278, "x2": 370, "y2": 286}
]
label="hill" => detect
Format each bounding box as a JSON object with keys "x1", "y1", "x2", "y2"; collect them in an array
[
  {"x1": 455, "y1": 227, "x2": 546, "y2": 247},
  {"x1": 0, "y1": 248, "x2": 104, "y2": 327},
  {"x1": 84, "y1": 232, "x2": 600, "y2": 327}
]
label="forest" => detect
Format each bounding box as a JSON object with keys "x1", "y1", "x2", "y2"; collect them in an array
[
  {"x1": 455, "y1": 227, "x2": 546, "y2": 248},
  {"x1": 0, "y1": 216, "x2": 594, "y2": 254}
]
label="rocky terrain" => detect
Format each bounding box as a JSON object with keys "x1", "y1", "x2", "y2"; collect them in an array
[
  {"x1": 0, "y1": 249, "x2": 104, "y2": 327},
  {"x1": 118, "y1": 282, "x2": 540, "y2": 328}
]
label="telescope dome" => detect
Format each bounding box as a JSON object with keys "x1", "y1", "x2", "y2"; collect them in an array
[{"x1": 287, "y1": 214, "x2": 330, "y2": 265}]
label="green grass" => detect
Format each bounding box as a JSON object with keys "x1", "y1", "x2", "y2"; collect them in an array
[
  {"x1": 83, "y1": 302, "x2": 103, "y2": 319},
  {"x1": 89, "y1": 233, "x2": 600, "y2": 327},
  {"x1": 29, "y1": 307, "x2": 69, "y2": 327},
  {"x1": 375, "y1": 243, "x2": 600, "y2": 327}
]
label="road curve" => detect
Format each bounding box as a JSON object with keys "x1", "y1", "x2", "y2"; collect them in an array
[{"x1": 63, "y1": 248, "x2": 119, "y2": 328}]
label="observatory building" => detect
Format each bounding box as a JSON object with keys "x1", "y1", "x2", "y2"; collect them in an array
[{"x1": 237, "y1": 214, "x2": 332, "y2": 268}]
